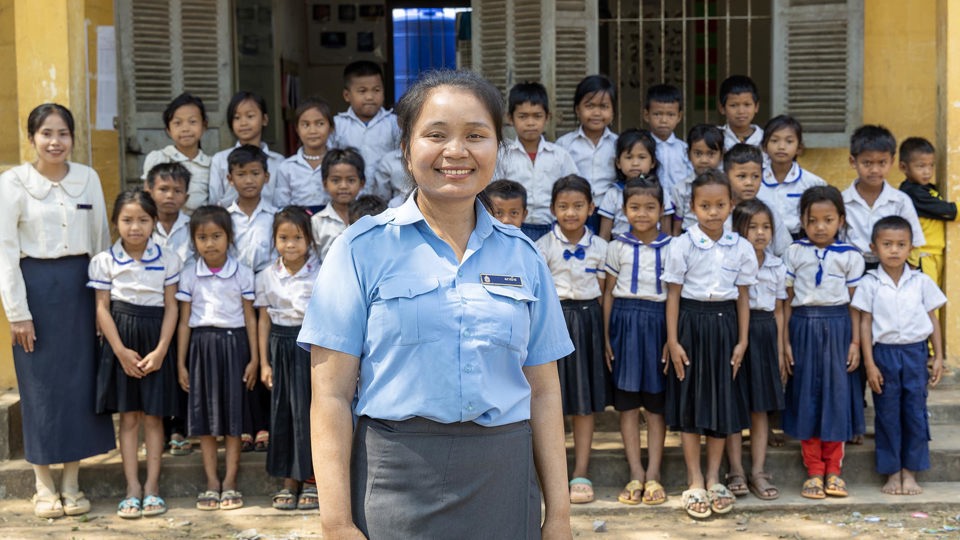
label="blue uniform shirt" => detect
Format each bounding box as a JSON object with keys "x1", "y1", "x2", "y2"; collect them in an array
[{"x1": 298, "y1": 192, "x2": 574, "y2": 427}]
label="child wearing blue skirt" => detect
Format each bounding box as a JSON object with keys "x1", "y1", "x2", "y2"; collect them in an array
[
  {"x1": 601, "y1": 177, "x2": 671, "y2": 506},
  {"x1": 535, "y1": 175, "x2": 610, "y2": 505},
  {"x1": 852, "y1": 216, "x2": 946, "y2": 496},
  {"x1": 662, "y1": 170, "x2": 757, "y2": 519},
  {"x1": 783, "y1": 186, "x2": 865, "y2": 500}
]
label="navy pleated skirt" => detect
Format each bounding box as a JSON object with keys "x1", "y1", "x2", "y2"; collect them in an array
[
  {"x1": 96, "y1": 301, "x2": 179, "y2": 417},
  {"x1": 665, "y1": 299, "x2": 750, "y2": 436},
  {"x1": 266, "y1": 324, "x2": 313, "y2": 481},
  {"x1": 557, "y1": 299, "x2": 611, "y2": 415},
  {"x1": 609, "y1": 298, "x2": 666, "y2": 394},
  {"x1": 783, "y1": 305, "x2": 865, "y2": 442},
  {"x1": 186, "y1": 326, "x2": 249, "y2": 437},
  {"x1": 13, "y1": 256, "x2": 115, "y2": 465},
  {"x1": 741, "y1": 310, "x2": 785, "y2": 413}
]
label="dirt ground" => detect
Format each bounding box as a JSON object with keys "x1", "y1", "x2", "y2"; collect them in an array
[{"x1": 0, "y1": 498, "x2": 958, "y2": 540}]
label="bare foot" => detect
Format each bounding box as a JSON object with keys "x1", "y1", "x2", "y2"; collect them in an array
[
  {"x1": 901, "y1": 470, "x2": 923, "y2": 495},
  {"x1": 881, "y1": 471, "x2": 901, "y2": 495}
]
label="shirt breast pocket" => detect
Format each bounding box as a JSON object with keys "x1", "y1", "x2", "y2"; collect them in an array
[
  {"x1": 480, "y1": 285, "x2": 538, "y2": 351},
  {"x1": 377, "y1": 277, "x2": 441, "y2": 345}
]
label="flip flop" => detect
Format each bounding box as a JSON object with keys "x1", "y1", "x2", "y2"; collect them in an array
[
  {"x1": 142, "y1": 494, "x2": 167, "y2": 517},
  {"x1": 254, "y1": 430, "x2": 269, "y2": 452},
  {"x1": 196, "y1": 490, "x2": 220, "y2": 511},
  {"x1": 273, "y1": 488, "x2": 297, "y2": 511},
  {"x1": 708, "y1": 483, "x2": 735, "y2": 514},
  {"x1": 569, "y1": 477, "x2": 594, "y2": 504},
  {"x1": 748, "y1": 472, "x2": 780, "y2": 500},
  {"x1": 117, "y1": 496, "x2": 142, "y2": 519},
  {"x1": 61, "y1": 491, "x2": 91, "y2": 516},
  {"x1": 241, "y1": 433, "x2": 254, "y2": 452},
  {"x1": 617, "y1": 479, "x2": 643, "y2": 505},
  {"x1": 642, "y1": 479, "x2": 667, "y2": 505},
  {"x1": 220, "y1": 489, "x2": 244, "y2": 510},
  {"x1": 169, "y1": 436, "x2": 192, "y2": 456},
  {"x1": 825, "y1": 474, "x2": 848, "y2": 497},
  {"x1": 681, "y1": 488, "x2": 711, "y2": 519},
  {"x1": 32, "y1": 493, "x2": 64, "y2": 519},
  {"x1": 298, "y1": 486, "x2": 319, "y2": 511}
]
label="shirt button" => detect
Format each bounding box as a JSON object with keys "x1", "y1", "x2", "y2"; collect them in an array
[
  {"x1": 466, "y1": 403, "x2": 474, "y2": 411},
  {"x1": 457, "y1": 269, "x2": 463, "y2": 277}
]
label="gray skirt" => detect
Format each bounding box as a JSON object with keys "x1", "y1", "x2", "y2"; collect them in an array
[{"x1": 352, "y1": 416, "x2": 541, "y2": 539}]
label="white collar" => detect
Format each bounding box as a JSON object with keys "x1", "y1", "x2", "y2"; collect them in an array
[
  {"x1": 550, "y1": 223, "x2": 594, "y2": 248},
  {"x1": 687, "y1": 224, "x2": 739, "y2": 249},
  {"x1": 162, "y1": 145, "x2": 211, "y2": 166},
  {"x1": 110, "y1": 238, "x2": 162, "y2": 265},
  {"x1": 196, "y1": 255, "x2": 239, "y2": 278},
  {"x1": 227, "y1": 198, "x2": 274, "y2": 220},
  {"x1": 272, "y1": 253, "x2": 320, "y2": 280},
  {"x1": 12, "y1": 162, "x2": 91, "y2": 200}
]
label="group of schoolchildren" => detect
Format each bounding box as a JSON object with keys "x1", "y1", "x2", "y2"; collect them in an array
[
  {"x1": 87, "y1": 58, "x2": 953, "y2": 522},
  {"x1": 482, "y1": 74, "x2": 953, "y2": 520}
]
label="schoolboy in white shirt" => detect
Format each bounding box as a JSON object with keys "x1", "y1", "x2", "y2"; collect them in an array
[
  {"x1": 145, "y1": 162, "x2": 195, "y2": 264},
  {"x1": 718, "y1": 75, "x2": 763, "y2": 152},
  {"x1": 643, "y1": 84, "x2": 693, "y2": 197},
  {"x1": 226, "y1": 145, "x2": 276, "y2": 273}
]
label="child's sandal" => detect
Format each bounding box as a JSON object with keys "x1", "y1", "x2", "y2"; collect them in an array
[
  {"x1": 272, "y1": 488, "x2": 297, "y2": 511},
  {"x1": 725, "y1": 473, "x2": 749, "y2": 497},
  {"x1": 298, "y1": 486, "x2": 319, "y2": 510},
  {"x1": 825, "y1": 474, "x2": 848, "y2": 497},
  {"x1": 196, "y1": 490, "x2": 220, "y2": 511},
  {"x1": 220, "y1": 490, "x2": 244, "y2": 510},
  {"x1": 142, "y1": 495, "x2": 167, "y2": 517},
  {"x1": 116, "y1": 496, "x2": 142, "y2": 519},
  {"x1": 240, "y1": 433, "x2": 255, "y2": 452},
  {"x1": 681, "y1": 488, "x2": 711, "y2": 519},
  {"x1": 801, "y1": 476, "x2": 826, "y2": 499},
  {"x1": 254, "y1": 430, "x2": 269, "y2": 452}
]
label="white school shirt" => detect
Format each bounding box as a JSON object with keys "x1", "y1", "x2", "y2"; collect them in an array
[
  {"x1": 254, "y1": 253, "x2": 320, "y2": 327},
  {"x1": 605, "y1": 232, "x2": 672, "y2": 301},
  {"x1": 373, "y1": 149, "x2": 411, "y2": 206},
  {"x1": 87, "y1": 239, "x2": 182, "y2": 307},
  {"x1": 841, "y1": 180, "x2": 926, "y2": 262},
  {"x1": 0, "y1": 162, "x2": 110, "y2": 322},
  {"x1": 670, "y1": 172, "x2": 699, "y2": 231},
  {"x1": 757, "y1": 162, "x2": 827, "y2": 234},
  {"x1": 176, "y1": 255, "x2": 255, "y2": 328},
  {"x1": 851, "y1": 265, "x2": 947, "y2": 345},
  {"x1": 535, "y1": 224, "x2": 606, "y2": 300},
  {"x1": 228, "y1": 199, "x2": 276, "y2": 273},
  {"x1": 207, "y1": 141, "x2": 285, "y2": 208},
  {"x1": 272, "y1": 148, "x2": 327, "y2": 209},
  {"x1": 784, "y1": 239, "x2": 865, "y2": 306},
  {"x1": 598, "y1": 181, "x2": 676, "y2": 237},
  {"x1": 152, "y1": 212, "x2": 194, "y2": 264},
  {"x1": 721, "y1": 124, "x2": 764, "y2": 152},
  {"x1": 654, "y1": 133, "x2": 693, "y2": 197},
  {"x1": 311, "y1": 204, "x2": 347, "y2": 259},
  {"x1": 555, "y1": 126, "x2": 618, "y2": 202},
  {"x1": 661, "y1": 225, "x2": 758, "y2": 301},
  {"x1": 329, "y1": 107, "x2": 401, "y2": 198},
  {"x1": 141, "y1": 145, "x2": 212, "y2": 215},
  {"x1": 749, "y1": 253, "x2": 787, "y2": 312},
  {"x1": 495, "y1": 137, "x2": 580, "y2": 226}
]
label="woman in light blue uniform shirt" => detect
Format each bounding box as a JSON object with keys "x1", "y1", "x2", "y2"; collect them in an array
[{"x1": 298, "y1": 70, "x2": 575, "y2": 539}]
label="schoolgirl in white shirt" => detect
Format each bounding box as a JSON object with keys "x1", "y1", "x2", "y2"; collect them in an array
[
  {"x1": 598, "y1": 129, "x2": 673, "y2": 240},
  {"x1": 88, "y1": 190, "x2": 181, "y2": 519},
  {"x1": 176, "y1": 206, "x2": 259, "y2": 512},
  {"x1": 535, "y1": 175, "x2": 608, "y2": 505},
  {"x1": 255, "y1": 207, "x2": 321, "y2": 511},
  {"x1": 272, "y1": 98, "x2": 335, "y2": 213},
  {"x1": 758, "y1": 115, "x2": 827, "y2": 237},
  {"x1": 141, "y1": 93, "x2": 212, "y2": 214}
]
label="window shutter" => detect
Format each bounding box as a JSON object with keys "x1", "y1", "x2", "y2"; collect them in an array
[
  {"x1": 130, "y1": 0, "x2": 174, "y2": 111},
  {"x1": 181, "y1": 0, "x2": 225, "y2": 114},
  {"x1": 772, "y1": 0, "x2": 863, "y2": 148}
]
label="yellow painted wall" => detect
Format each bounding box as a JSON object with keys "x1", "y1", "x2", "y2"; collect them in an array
[
  {"x1": 0, "y1": 4, "x2": 18, "y2": 164},
  {"x1": 86, "y1": 0, "x2": 121, "y2": 208},
  {"x1": 938, "y1": 0, "x2": 960, "y2": 363}
]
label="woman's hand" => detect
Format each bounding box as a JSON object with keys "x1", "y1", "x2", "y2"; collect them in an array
[
  {"x1": 117, "y1": 347, "x2": 144, "y2": 379},
  {"x1": 541, "y1": 516, "x2": 573, "y2": 540},
  {"x1": 730, "y1": 342, "x2": 746, "y2": 379},
  {"x1": 668, "y1": 341, "x2": 689, "y2": 381},
  {"x1": 242, "y1": 361, "x2": 258, "y2": 390},
  {"x1": 10, "y1": 321, "x2": 36, "y2": 353},
  {"x1": 846, "y1": 343, "x2": 860, "y2": 372}
]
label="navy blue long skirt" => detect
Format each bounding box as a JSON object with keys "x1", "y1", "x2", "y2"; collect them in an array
[
  {"x1": 187, "y1": 326, "x2": 249, "y2": 437},
  {"x1": 609, "y1": 298, "x2": 666, "y2": 394},
  {"x1": 13, "y1": 256, "x2": 115, "y2": 465},
  {"x1": 742, "y1": 310, "x2": 785, "y2": 413},
  {"x1": 266, "y1": 325, "x2": 313, "y2": 481},
  {"x1": 557, "y1": 299, "x2": 611, "y2": 416}
]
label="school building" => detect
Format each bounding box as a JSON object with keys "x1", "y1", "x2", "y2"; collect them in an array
[{"x1": 0, "y1": 0, "x2": 959, "y2": 389}]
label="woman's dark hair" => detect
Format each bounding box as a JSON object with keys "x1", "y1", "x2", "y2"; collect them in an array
[
  {"x1": 732, "y1": 199, "x2": 775, "y2": 239},
  {"x1": 572, "y1": 74, "x2": 616, "y2": 117},
  {"x1": 799, "y1": 185, "x2": 846, "y2": 237},
  {"x1": 190, "y1": 205, "x2": 234, "y2": 247},
  {"x1": 550, "y1": 174, "x2": 592, "y2": 206},
  {"x1": 273, "y1": 206, "x2": 316, "y2": 252},
  {"x1": 686, "y1": 123, "x2": 724, "y2": 151},
  {"x1": 622, "y1": 175, "x2": 663, "y2": 208},
  {"x1": 111, "y1": 189, "x2": 158, "y2": 225},
  {"x1": 691, "y1": 169, "x2": 732, "y2": 201},
  {"x1": 615, "y1": 129, "x2": 659, "y2": 182},
  {"x1": 294, "y1": 96, "x2": 335, "y2": 135},
  {"x1": 27, "y1": 103, "x2": 75, "y2": 140},
  {"x1": 761, "y1": 114, "x2": 804, "y2": 152},
  {"x1": 163, "y1": 93, "x2": 208, "y2": 129},
  {"x1": 226, "y1": 91, "x2": 269, "y2": 136},
  {"x1": 322, "y1": 147, "x2": 366, "y2": 182}
]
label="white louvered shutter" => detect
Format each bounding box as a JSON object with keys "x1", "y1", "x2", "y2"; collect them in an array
[
  {"x1": 472, "y1": 0, "x2": 509, "y2": 101},
  {"x1": 117, "y1": 0, "x2": 233, "y2": 186},
  {"x1": 771, "y1": 0, "x2": 863, "y2": 148}
]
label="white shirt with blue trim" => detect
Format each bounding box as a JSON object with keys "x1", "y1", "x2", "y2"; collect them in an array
[
  {"x1": 757, "y1": 162, "x2": 827, "y2": 234},
  {"x1": 88, "y1": 239, "x2": 181, "y2": 307},
  {"x1": 599, "y1": 180, "x2": 675, "y2": 237},
  {"x1": 176, "y1": 255, "x2": 255, "y2": 328},
  {"x1": 784, "y1": 239, "x2": 865, "y2": 306},
  {"x1": 661, "y1": 225, "x2": 758, "y2": 301},
  {"x1": 535, "y1": 224, "x2": 607, "y2": 300},
  {"x1": 605, "y1": 232, "x2": 671, "y2": 301}
]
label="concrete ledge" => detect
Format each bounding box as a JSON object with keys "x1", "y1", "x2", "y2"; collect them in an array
[{"x1": 0, "y1": 390, "x2": 22, "y2": 461}]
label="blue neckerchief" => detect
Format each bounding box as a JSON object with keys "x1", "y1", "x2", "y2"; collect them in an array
[
  {"x1": 793, "y1": 238, "x2": 859, "y2": 286},
  {"x1": 615, "y1": 232, "x2": 671, "y2": 294}
]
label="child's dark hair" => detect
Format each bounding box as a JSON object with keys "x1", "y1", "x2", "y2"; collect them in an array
[
  {"x1": 190, "y1": 205, "x2": 234, "y2": 246},
  {"x1": 644, "y1": 84, "x2": 683, "y2": 110},
  {"x1": 615, "y1": 129, "x2": 659, "y2": 182},
  {"x1": 850, "y1": 125, "x2": 897, "y2": 157},
  {"x1": 111, "y1": 189, "x2": 158, "y2": 224},
  {"x1": 691, "y1": 169, "x2": 732, "y2": 201},
  {"x1": 871, "y1": 215, "x2": 913, "y2": 244},
  {"x1": 718, "y1": 75, "x2": 759, "y2": 106},
  {"x1": 163, "y1": 93, "x2": 208, "y2": 129},
  {"x1": 228, "y1": 144, "x2": 270, "y2": 173},
  {"x1": 343, "y1": 60, "x2": 384, "y2": 87},
  {"x1": 573, "y1": 74, "x2": 616, "y2": 117},
  {"x1": 732, "y1": 199, "x2": 775, "y2": 239},
  {"x1": 484, "y1": 179, "x2": 527, "y2": 208},
  {"x1": 348, "y1": 195, "x2": 388, "y2": 224},
  {"x1": 623, "y1": 175, "x2": 663, "y2": 208},
  {"x1": 799, "y1": 185, "x2": 846, "y2": 233},
  {"x1": 27, "y1": 103, "x2": 75, "y2": 140},
  {"x1": 898, "y1": 136, "x2": 935, "y2": 164},
  {"x1": 294, "y1": 96, "x2": 335, "y2": 134},
  {"x1": 273, "y1": 206, "x2": 316, "y2": 251},
  {"x1": 761, "y1": 114, "x2": 804, "y2": 151},
  {"x1": 686, "y1": 123, "x2": 724, "y2": 151},
  {"x1": 145, "y1": 162, "x2": 192, "y2": 190},
  {"x1": 322, "y1": 147, "x2": 366, "y2": 182},
  {"x1": 723, "y1": 143, "x2": 764, "y2": 170},
  {"x1": 550, "y1": 174, "x2": 592, "y2": 206},
  {"x1": 226, "y1": 91, "x2": 268, "y2": 135},
  {"x1": 508, "y1": 81, "x2": 550, "y2": 116}
]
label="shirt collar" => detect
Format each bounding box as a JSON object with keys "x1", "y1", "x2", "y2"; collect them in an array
[
  {"x1": 227, "y1": 198, "x2": 274, "y2": 220},
  {"x1": 506, "y1": 136, "x2": 551, "y2": 154},
  {"x1": 762, "y1": 161, "x2": 801, "y2": 187},
  {"x1": 316, "y1": 202, "x2": 345, "y2": 224},
  {"x1": 392, "y1": 190, "x2": 493, "y2": 240},
  {"x1": 551, "y1": 223, "x2": 595, "y2": 248},
  {"x1": 687, "y1": 224, "x2": 738, "y2": 249},
  {"x1": 575, "y1": 125, "x2": 617, "y2": 145},
  {"x1": 110, "y1": 238, "x2": 162, "y2": 265},
  {"x1": 273, "y1": 252, "x2": 320, "y2": 279},
  {"x1": 793, "y1": 238, "x2": 860, "y2": 253},
  {"x1": 196, "y1": 255, "x2": 239, "y2": 278},
  {"x1": 157, "y1": 212, "x2": 191, "y2": 237},
  {"x1": 345, "y1": 106, "x2": 391, "y2": 125},
  {"x1": 163, "y1": 145, "x2": 211, "y2": 166},
  {"x1": 616, "y1": 231, "x2": 671, "y2": 248},
  {"x1": 843, "y1": 180, "x2": 894, "y2": 207},
  {"x1": 870, "y1": 263, "x2": 918, "y2": 289},
  {"x1": 15, "y1": 162, "x2": 90, "y2": 199},
  {"x1": 760, "y1": 252, "x2": 783, "y2": 269},
  {"x1": 656, "y1": 132, "x2": 681, "y2": 146}
]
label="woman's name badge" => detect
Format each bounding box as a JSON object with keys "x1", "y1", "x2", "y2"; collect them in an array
[
  {"x1": 480, "y1": 274, "x2": 523, "y2": 287},
  {"x1": 77, "y1": 203, "x2": 93, "y2": 210}
]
